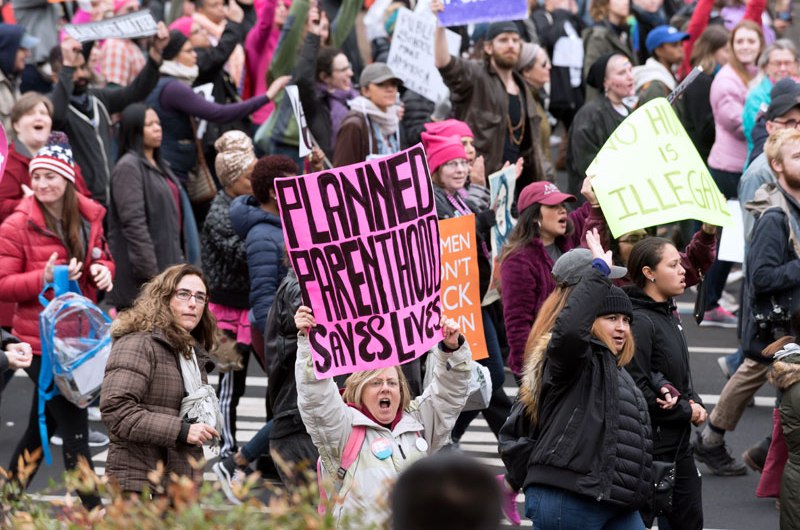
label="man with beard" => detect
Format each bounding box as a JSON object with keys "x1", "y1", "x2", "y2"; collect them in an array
[
  {"x1": 432, "y1": 1, "x2": 548, "y2": 195},
  {"x1": 49, "y1": 24, "x2": 169, "y2": 207}
]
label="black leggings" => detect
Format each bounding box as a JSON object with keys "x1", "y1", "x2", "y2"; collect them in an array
[{"x1": 8, "y1": 355, "x2": 101, "y2": 509}]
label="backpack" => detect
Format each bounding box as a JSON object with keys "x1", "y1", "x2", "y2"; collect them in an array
[
  {"x1": 38, "y1": 265, "x2": 112, "y2": 464},
  {"x1": 497, "y1": 398, "x2": 537, "y2": 492},
  {"x1": 317, "y1": 425, "x2": 366, "y2": 515}
]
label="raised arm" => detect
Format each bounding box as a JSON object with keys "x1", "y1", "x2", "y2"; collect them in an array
[{"x1": 329, "y1": 0, "x2": 363, "y2": 48}]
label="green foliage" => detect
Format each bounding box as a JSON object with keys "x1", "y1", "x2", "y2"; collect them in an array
[{"x1": 0, "y1": 449, "x2": 378, "y2": 529}]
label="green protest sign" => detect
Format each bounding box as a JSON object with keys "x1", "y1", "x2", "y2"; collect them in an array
[{"x1": 586, "y1": 98, "x2": 733, "y2": 238}]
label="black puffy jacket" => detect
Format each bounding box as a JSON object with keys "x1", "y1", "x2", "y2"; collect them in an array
[
  {"x1": 524, "y1": 270, "x2": 653, "y2": 509},
  {"x1": 200, "y1": 191, "x2": 250, "y2": 309},
  {"x1": 625, "y1": 286, "x2": 703, "y2": 455}
]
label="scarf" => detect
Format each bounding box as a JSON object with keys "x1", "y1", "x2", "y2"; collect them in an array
[
  {"x1": 348, "y1": 95, "x2": 399, "y2": 137},
  {"x1": 160, "y1": 60, "x2": 199, "y2": 85},
  {"x1": 179, "y1": 348, "x2": 224, "y2": 447},
  {"x1": 322, "y1": 83, "x2": 359, "y2": 145}
]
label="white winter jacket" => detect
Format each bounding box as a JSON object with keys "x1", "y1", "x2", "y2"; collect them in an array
[{"x1": 295, "y1": 335, "x2": 472, "y2": 528}]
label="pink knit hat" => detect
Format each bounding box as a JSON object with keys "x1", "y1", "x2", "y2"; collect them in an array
[
  {"x1": 169, "y1": 16, "x2": 194, "y2": 37},
  {"x1": 421, "y1": 132, "x2": 467, "y2": 174},
  {"x1": 113, "y1": 0, "x2": 139, "y2": 14},
  {"x1": 424, "y1": 119, "x2": 474, "y2": 140}
]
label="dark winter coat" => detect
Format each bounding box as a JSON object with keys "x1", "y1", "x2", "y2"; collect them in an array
[
  {"x1": 108, "y1": 152, "x2": 184, "y2": 309},
  {"x1": 401, "y1": 89, "x2": 434, "y2": 149},
  {"x1": 682, "y1": 71, "x2": 716, "y2": 164},
  {"x1": 295, "y1": 33, "x2": 359, "y2": 160},
  {"x1": 200, "y1": 191, "x2": 249, "y2": 309},
  {"x1": 566, "y1": 96, "x2": 628, "y2": 199},
  {"x1": 500, "y1": 201, "x2": 592, "y2": 375},
  {"x1": 531, "y1": 8, "x2": 585, "y2": 122},
  {"x1": 743, "y1": 187, "x2": 800, "y2": 362},
  {"x1": 438, "y1": 56, "x2": 548, "y2": 185},
  {"x1": 101, "y1": 329, "x2": 214, "y2": 492},
  {"x1": 0, "y1": 194, "x2": 114, "y2": 354},
  {"x1": 625, "y1": 286, "x2": 704, "y2": 455},
  {"x1": 51, "y1": 57, "x2": 161, "y2": 205},
  {"x1": 265, "y1": 270, "x2": 309, "y2": 440},
  {"x1": 521, "y1": 269, "x2": 653, "y2": 508},
  {"x1": 229, "y1": 195, "x2": 287, "y2": 334}
]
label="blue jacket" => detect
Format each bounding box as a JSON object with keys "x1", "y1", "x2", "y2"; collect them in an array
[{"x1": 230, "y1": 195, "x2": 287, "y2": 334}]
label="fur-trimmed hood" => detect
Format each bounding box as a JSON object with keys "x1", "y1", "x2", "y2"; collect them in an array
[{"x1": 771, "y1": 361, "x2": 800, "y2": 390}]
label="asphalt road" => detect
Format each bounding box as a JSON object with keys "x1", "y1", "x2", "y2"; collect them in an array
[{"x1": 0, "y1": 282, "x2": 781, "y2": 529}]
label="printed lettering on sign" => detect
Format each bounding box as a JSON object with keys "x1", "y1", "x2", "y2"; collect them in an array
[
  {"x1": 274, "y1": 144, "x2": 442, "y2": 379},
  {"x1": 586, "y1": 98, "x2": 733, "y2": 237}
]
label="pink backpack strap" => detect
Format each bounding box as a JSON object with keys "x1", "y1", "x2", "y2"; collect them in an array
[{"x1": 317, "y1": 425, "x2": 367, "y2": 515}]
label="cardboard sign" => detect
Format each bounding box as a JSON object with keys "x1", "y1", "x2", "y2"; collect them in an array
[
  {"x1": 718, "y1": 199, "x2": 745, "y2": 263},
  {"x1": 285, "y1": 85, "x2": 313, "y2": 158},
  {"x1": 274, "y1": 144, "x2": 442, "y2": 379},
  {"x1": 586, "y1": 98, "x2": 733, "y2": 238},
  {"x1": 437, "y1": 0, "x2": 528, "y2": 27},
  {"x1": 387, "y1": 8, "x2": 461, "y2": 103},
  {"x1": 439, "y1": 216, "x2": 488, "y2": 360},
  {"x1": 64, "y1": 10, "x2": 157, "y2": 42},
  {"x1": 0, "y1": 123, "x2": 7, "y2": 181}
]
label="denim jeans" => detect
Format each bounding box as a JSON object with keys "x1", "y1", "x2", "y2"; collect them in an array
[
  {"x1": 241, "y1": 419, "x2": 272, "y2": 463},
  {"x1": 451, "y1": 309, "x2": 513, "y2": 441},
  {"x1": 524, "y1": 485, "x2": 646, "y2": 530}
]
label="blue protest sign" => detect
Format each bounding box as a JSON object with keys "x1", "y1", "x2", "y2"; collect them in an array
[{"x1": 437, "y1": 0, "x2": 528, "y2": 27}]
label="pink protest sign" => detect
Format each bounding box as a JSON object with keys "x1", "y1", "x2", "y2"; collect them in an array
[
  {"x1": 0, "y1": 122, "x2": 7, "y2": 180},
  {"x1": 274, "y1": 144, "x2": 442, "y2": 379}
]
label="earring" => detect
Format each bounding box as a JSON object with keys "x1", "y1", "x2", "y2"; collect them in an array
[{"x1": 649, "y1": 277, "x2": 656, "y2": 283}]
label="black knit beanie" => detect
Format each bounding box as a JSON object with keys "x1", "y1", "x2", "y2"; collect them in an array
[
  {"x1": 586, "y1": 52, "x2": 616, "y2": 90},
  {"x1": 597, "y1": 285, "x2": 633, "y2": 321},
  {"x1": 162, "y1": 30, "x2": 188, "y2": 61}
]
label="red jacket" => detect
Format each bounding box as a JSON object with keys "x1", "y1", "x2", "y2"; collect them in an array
[
  {"x1": 0, "y1": 142, "x2": 92, "y2": 222},
  {"x1": 0, "y1": 194, "x2": 114, "y2": 354}
]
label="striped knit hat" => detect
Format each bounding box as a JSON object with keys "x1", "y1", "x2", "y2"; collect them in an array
[{"x1": 29, "y1": 132, "x2": 76, "y2": 184}]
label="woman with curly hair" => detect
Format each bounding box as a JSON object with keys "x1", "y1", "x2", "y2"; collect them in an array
[{"x1": 101, "y1": 264, "x2": 222, "y2": 495}]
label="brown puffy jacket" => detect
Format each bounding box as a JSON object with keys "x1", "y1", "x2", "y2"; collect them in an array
[{"x1": 101, "y1": 329, "x2": 213, "y2": 492}]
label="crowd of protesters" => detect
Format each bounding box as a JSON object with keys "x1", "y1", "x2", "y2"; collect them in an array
[{"x1": 1, "y1": 0, "x2": 800, "y2": 527}]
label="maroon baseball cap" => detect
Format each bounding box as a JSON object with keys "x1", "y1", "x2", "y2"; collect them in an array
[{"x1": 517, "y1": 181, "x2": 576, "y2": 213}]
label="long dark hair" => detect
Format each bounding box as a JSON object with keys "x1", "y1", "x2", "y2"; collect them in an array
[
  {"x1": 627, "y1": 237, "x2": 673, "y2": 289},
  {"x1": 118, "y1": 103, "x2": 166, "y2": 169},
  {"x1": 498, "y1": 204, "x2": 575, "y2": 266},
  {"x1": 38, "y1": 181, "x2": 83, "y2": 260}
]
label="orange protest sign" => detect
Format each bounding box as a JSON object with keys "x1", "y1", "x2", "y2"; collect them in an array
[{"x1": 439, "y1": 216, "x2": 488, "y2": 360}]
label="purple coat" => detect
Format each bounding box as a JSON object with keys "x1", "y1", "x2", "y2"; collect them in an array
[{"x1": 500, "y1": 202, "x2": 592, "y2": 375}]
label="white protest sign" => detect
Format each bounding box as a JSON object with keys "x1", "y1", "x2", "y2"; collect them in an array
[
  {"x1": 482, "y1": 165, "x2": 517, "y2": 306},
  {"x1": 193, "y1": 83, "x2": 213, "y2": 140},
  {"x1": 64, "y1": 10, "x2": 157, "y2": 42},
  {"x1": 718, "y1": 199, "x2": 745, "y2": 263},
  {"x1": 285, "y1": 85, "x2": 313, "y2": 158},
  {"x1": 364, "y1": 0, "x2": 393, "y2": 41},
  {"x1": 387, "y1": 8, "x2": 461, "y2": 103}
]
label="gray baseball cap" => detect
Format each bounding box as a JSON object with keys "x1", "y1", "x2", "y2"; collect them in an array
[
  {"x1": 552, "y1": 248, "x2": 627, "y2": 286},
  {"x1": 359, "y1": 62, "x2": 403, "y2": 88}
]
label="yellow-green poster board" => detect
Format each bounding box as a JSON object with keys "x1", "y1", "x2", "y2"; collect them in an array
[{"x1": 586, "y1": 98, "x2": 733, "y2": 238}]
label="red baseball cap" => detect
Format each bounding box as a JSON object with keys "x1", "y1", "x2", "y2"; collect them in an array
[{"x1": 517, "y1": 181, "x2": 576, "y2": 213}]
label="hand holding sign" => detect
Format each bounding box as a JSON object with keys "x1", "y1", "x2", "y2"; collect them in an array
[
  {"x1": 440, "y1": 316, "x2": 461, "y2": 350},
  {"x1": 295, "y1": 306, "x2": 316, "y2": 336}
]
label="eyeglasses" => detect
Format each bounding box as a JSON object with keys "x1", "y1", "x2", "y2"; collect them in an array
[
  {"x1": 332, "y1": 63, "x2": 353, "y2": 73},
  {"x1": 368, "y1": 378, "x2": 400, "y2": 389},
  {"x1": 768, "y1": 59, "x2": 797, "y2": 68},
  {"x1": 773, "y1": 118, "x2": 800, "y2": 129},
  {"x1": 174, "y1": 289, "x2": 207, "y2": 304},
  {"x1": 618, "y1": 233, "x2": 648, "y2": 244},
  {"x1": 442, "y1": 159, "x2": 469, "y2": 169}
]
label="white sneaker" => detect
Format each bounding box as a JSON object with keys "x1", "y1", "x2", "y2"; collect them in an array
[
  {"x1": 51, "y1": 429, "x2": 108, "y2": 447},
  {"x1": 87, "y1": 407, "x2": 102, "y2": 422}
]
